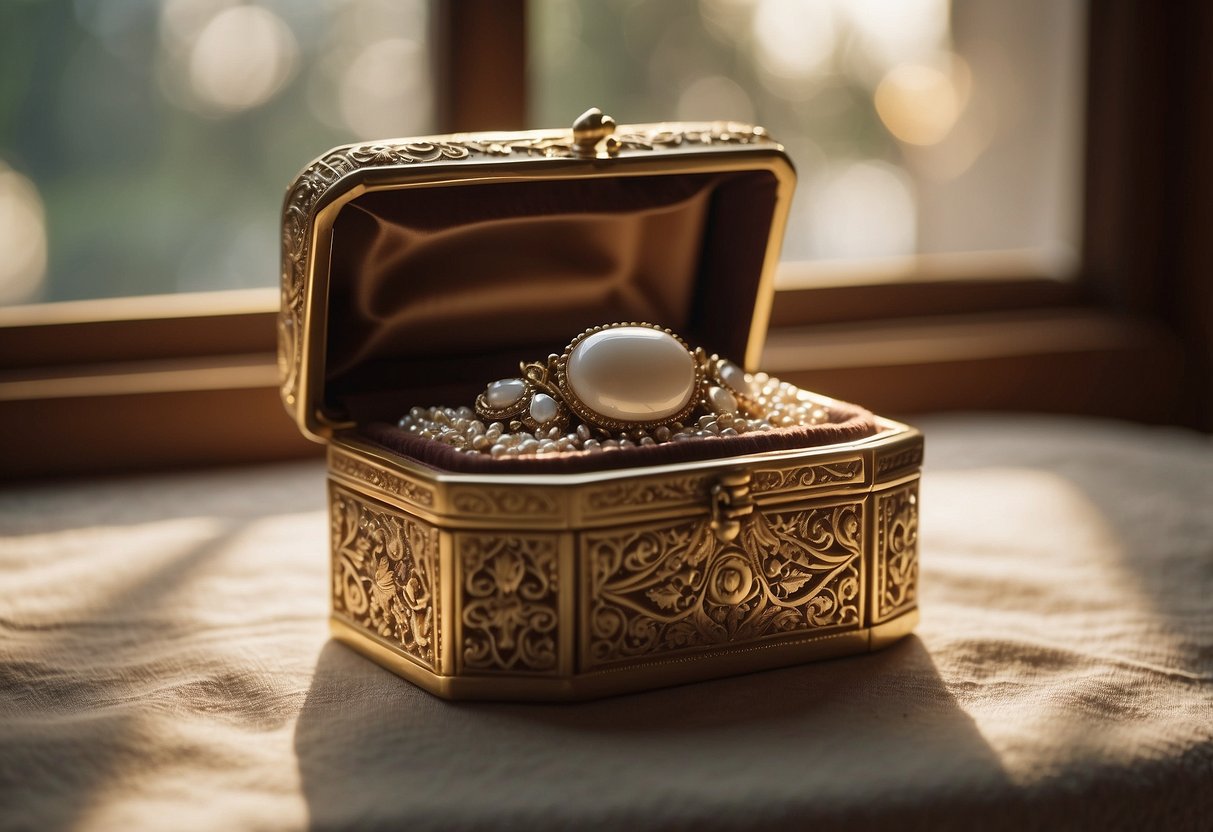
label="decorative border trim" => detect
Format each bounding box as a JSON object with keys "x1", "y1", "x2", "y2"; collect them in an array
[
  {"x1": 329, "y1": 446, "x2": 435, "y2": 508},
  {"x1": 876, "y1": 439, "x2": 925, "y2": 479},
  {"x1": 751, "y1": 458, "x2": 865, "y2": 494}
]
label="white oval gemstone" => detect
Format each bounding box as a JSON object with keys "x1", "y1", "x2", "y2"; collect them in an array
[
  {"x1": 529, "y1": 393, "x2": 559, "y2": 424},
  {"x1": 567, "y1": 327, "x2": 696, "y2": 422},
  {"x1": 718, "y1": 360, "x2": 754, "y2": 397},
  {"x1": 485, "y1": 378, "x2": 526, "y2": 409}
]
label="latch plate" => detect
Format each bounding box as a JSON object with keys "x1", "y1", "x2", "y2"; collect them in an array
[{"x1": 710, "y1": 469, "x2": 754, "y2": 543}]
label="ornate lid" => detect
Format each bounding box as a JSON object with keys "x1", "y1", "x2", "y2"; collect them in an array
[{"x1": 279, "y1": 109, "x2": 795, "y2": 441}]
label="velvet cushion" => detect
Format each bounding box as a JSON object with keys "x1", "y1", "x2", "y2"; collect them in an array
[{"x1": 357, "y1": 399, "x2": 878, "y2": 474}]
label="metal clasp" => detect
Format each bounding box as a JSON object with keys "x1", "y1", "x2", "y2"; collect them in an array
[
  {"x1": 710, "y1": 469, "x2": 754, "y2": 543},
  {"x1": 572, "y1": 107, "x2": 617, "y2": 157}
]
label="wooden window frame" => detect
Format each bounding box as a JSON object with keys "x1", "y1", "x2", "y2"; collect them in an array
[{"x1": 0, "y1": 1, "x2": 1209, "y2": 480}]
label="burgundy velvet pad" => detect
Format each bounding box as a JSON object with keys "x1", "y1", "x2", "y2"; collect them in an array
[{"x1": 356, "y1": 400, "x2": 878, "y2": 475}]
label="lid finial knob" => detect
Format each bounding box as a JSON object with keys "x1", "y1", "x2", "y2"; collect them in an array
[{"x1": 573, "y1": 108, "x2": 616, "y2": 156}]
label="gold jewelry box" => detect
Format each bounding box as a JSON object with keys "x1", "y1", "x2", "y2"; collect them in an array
[{"x1": 279, "y1": 109, "x2": 922, "y2": 701}]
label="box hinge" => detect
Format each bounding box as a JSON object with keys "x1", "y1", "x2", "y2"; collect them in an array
[{"x1": 710, "y1": 469, "x2": 754, "y2": 543}]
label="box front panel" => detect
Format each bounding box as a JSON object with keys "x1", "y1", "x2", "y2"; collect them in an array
[
  {"x1": 580, "y1": 497, "x2": 866, "y2": 672},
  {"x1": 329, "y1": 482, "x2": 441, "y2": 672}
]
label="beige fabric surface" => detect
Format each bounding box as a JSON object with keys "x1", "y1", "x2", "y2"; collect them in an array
[{"x1": 1, "y1": 414, "x2": 1210, "y2": 831}]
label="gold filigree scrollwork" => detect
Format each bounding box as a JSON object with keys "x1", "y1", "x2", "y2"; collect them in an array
[
  {"x1": 330, "y1": 486, "x2": 439, "y2": 669},
  {"x1": 278, "y1": 123, "x2": 779, "y2": 411},
  {"x1": 330, "y1": 452, "x2": 435, "y2": 507},
  {"x1": 876, "y1": 441, "x2": 925, "y2": 477},
  {"x1": 450, "y1": 488, "x2": 559, "y2": 517},
  {"x1": 751, "y1": 459, "x2": 863, "y2": 493},
  {"x1": 458, "y1": 534, "x2": 560, "y2": 674},
  {"x1": 584, "y1": 474, "x2": 710, "y2": 512},
  {"x1": 584, "y1": 503, "x2": 863, "y2": 668},
  {"x1": 876, "y1": 484, "x2": 919, "y2": 619}
]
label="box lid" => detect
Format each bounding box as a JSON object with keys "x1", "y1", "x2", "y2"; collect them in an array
[{"x1": 279, "y1": 109, "x2": 796, "y2": 442}]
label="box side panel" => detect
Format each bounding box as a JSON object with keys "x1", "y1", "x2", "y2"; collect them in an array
[
  {"x1": 579, "y1": 495, "x2": 866, "y2": 673},
  {"x1": 328, "y1": 481, "x2": 441, "y2": 673},
  {"x1": 452, "y1": 530, "x2": 572, "y2": 677},
  {"x1": 871, "y1": 477, "x2": 920, "y2": 625}
]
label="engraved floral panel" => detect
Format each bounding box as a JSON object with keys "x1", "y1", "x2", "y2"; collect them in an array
[
  {"x1": 457, "y1": 533, "x2": 561, "y2": 675},
  {"x1": 584, "y1": 502, "x2": 864, "y2": 668},
  {"x1": 330, "y1": 485, "x2": 439, "y2": 669},
  {"x1": 876, "y1": 483, "x2": 919, "y2": 620}
]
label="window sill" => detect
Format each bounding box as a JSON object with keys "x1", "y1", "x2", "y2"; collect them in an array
[{"x1": 0, "y1": 300, "x2": 1182, "y2": 480}]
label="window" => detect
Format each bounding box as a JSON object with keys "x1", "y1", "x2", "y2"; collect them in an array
[
  {"x1": 0, "y1": 0, "x2": 436, "y2": 306},
  {"x1": 531, "y1": 0, "x2": 1084, "y2": 275},
  {"x1": 0, "y1": 0, "x2": 1209, "y2": 479}
]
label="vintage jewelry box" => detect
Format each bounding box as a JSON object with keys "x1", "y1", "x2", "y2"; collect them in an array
[{"x1": 279, "y1": 109, "x2": 922, "y2": 701}]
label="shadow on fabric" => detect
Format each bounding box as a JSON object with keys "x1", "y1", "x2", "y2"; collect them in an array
[{"x1": 294, "y1": 636, "x2": 1011, "y2": 832}]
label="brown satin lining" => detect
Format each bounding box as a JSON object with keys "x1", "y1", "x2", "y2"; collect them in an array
[
  {"x1": 357, "y1": 400, "x2": 878, "y2": 475},
  {"x1": 323, "y1": 171, "x2": 780, "y2": 424}
]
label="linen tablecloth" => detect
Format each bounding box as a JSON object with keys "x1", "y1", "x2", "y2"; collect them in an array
[{"x1": 1, "y1": 415, "x2": 1210, "y2": 830}]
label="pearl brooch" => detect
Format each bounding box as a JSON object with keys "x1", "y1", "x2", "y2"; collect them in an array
[
  {"x1": 403, "y1": 323, "x2": 832, "y2": 458},
  {"x1": 398, "y1": 369, "x2": 830, "y2": 457}
]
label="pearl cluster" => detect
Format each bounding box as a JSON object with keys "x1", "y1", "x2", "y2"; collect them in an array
[{"x1": 397, "y1": 371, "x2": 831, "y2": 458}]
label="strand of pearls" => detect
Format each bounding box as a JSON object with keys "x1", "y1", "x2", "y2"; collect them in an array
[{"x1": 397, "y1": 371, "x2": 831, "y2": 458}]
